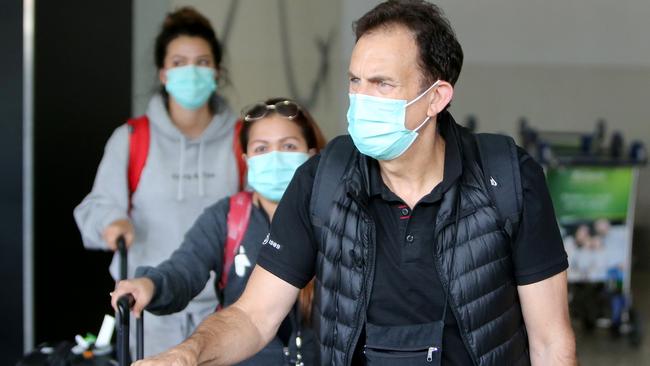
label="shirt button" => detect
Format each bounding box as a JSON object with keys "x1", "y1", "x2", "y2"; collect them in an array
[
  {"x1": 401, "y1": 208, "x2": 410, "y2": 216},
  {"x1": 406, "y1": 234, "x2": 414, "y2": 243}
]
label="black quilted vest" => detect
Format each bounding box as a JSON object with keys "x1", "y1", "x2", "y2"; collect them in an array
[{"x1": 310, "y1": 120, "x2": 530, "y2": 366}]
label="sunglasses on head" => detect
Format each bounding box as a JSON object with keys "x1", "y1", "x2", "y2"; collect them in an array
[{"x1": 242, "y1": 100, "x2": 301, "y2": 122}]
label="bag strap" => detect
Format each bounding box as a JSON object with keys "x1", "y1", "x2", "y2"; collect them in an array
[
  {"x1": 219, "y1": 191, "x2": 254, "y2": 293},
  {"x1": 233, "y1": 119, "x2": 247, "y2": 191},
  {"x1": 310, "y1": 136, "x2": 356, "y2": 239},
  {"x1": 127, "y1": 116, "x2": 150, "y2": 208},
  {"x1": 475, "y1": 133, "x2": 523, "y2": 238},
  {"x1": 284, "y1": 303, "x2": 303, "y2": 364}
]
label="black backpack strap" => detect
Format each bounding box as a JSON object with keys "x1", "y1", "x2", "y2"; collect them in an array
[
  {"x1": 475, "y1": 133, "x2": 523, "y2": 239},
  {"x1": 310, "y1": 135, "x2": 356, "y2": 240}
]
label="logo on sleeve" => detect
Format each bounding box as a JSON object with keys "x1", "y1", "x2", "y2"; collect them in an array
[{"x1": 261, "y1": 233, "x2": 281, "y2": 250}]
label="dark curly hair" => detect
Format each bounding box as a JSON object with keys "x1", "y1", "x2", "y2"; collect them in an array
[
  {"x1": 154, "y1": 7, "x2": 222, "y2": 70},
  {"x1": 154, "y1": 7, "x2": 224, "y2": 108},
  {"x1": 353, "y1": 0, "x2": 464, "y2": 88}
]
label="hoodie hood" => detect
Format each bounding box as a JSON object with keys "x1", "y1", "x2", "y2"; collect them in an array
[{"x1": 146, "y1": 92, "x2": 238, "y2": 143}]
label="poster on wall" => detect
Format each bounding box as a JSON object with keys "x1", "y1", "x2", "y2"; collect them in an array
[{"x1": 546, "y1": 167, "x2": 634, "y2": 283}]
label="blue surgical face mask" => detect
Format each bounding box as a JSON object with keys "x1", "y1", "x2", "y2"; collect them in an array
[
  {"x1": 165, "y1": 65, "x2": 217, "y2": 110},
  {"x1": 246, "y1": 151, "x2": 310, "y2": 202},
  {"x1": 347, "y1": 80, "x2": 440, "y2": 161}
]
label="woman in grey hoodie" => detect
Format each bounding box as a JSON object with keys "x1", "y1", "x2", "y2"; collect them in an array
[
  {"x1": 111, "y1": 98, "x2": 326, "y2": 364},
  {"x1": 74, "y1": 8, "x2": 242, "y2": 356}
]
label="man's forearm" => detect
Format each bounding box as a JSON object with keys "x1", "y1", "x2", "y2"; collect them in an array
[
  {"x1": 518, "y1": 272, "x2": 577, "y2": 366},
  {"x1": 133, "y1": 267, "x2": 299, "y2": 366},
  {"x1": 530, "y1": 331, "x2": 577, "y2": 366},
  {"x1": 177, "y1": 305, "x2": 269, "y2": 365}
]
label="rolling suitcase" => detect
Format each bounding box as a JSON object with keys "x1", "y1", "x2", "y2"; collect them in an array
[{"x1": 17, "y1": 236, "x2": 143, "y2": 365}]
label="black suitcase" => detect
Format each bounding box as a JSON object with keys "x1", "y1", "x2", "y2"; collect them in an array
[{"x1": 17, "y1": 237, "x2": 143, "y2": 366}]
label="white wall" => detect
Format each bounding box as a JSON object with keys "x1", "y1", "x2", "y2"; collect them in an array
[{"x1": 436, "y1": 0, "x2": 650, "y2": 67}]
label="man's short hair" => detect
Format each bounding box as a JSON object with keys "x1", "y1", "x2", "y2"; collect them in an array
[{"x1": 353, "y1": 0, "x2": 464, "y2": 87}]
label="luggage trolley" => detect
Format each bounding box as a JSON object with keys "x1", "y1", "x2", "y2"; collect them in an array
[{"x1": 520, "y1": 118, "x2": 646, "y2": 346}]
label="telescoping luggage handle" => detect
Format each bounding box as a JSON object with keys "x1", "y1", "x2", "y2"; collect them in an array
[
  {"x1": 117, "y1": 295, "x2": 144, "y2": 364},
  {"x1": 116, "y1": 236, "x2": 144, "y2": 365}
]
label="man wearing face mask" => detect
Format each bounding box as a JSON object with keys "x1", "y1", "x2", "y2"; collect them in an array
[{"x1": 132, "y1": 1, "x2": 576, "y2": 365}]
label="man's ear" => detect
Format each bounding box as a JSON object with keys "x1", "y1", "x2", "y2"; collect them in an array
[
  {"x1": 308, "y1": 148, "x2": 317, "y2": 157},
  {"x1": 427, "y1": 81, "x2": 454, "y2": 117}
]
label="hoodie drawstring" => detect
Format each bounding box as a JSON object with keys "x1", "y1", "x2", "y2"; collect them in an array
[
  {"x1": 177, "y1": 137, "x2": 186, "y2": 201},
  {"x1": 198, "y1": 137, "x2": 205, "y2": 197}
]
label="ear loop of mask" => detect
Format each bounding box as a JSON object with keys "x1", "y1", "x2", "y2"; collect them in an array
[
  {"x1": 405, "y1": 79, "x2": 441, "y2": 107},
  {"x1": 407, "y1": 79, "x2": 441, "y2": 132}
]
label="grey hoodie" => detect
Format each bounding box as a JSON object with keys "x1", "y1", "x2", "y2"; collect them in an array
[{"x1": 74, "y1": 93, "x2": 240, "y2": 310}]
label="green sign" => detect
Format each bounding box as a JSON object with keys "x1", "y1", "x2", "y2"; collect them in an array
[{"x1": 547, "y1": 167, "x2": 633, "y2": 223}]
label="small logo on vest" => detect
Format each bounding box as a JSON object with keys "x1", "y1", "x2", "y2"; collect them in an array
[{"x1": 490, "y1": 176, "x2": 498, "y2": 187}]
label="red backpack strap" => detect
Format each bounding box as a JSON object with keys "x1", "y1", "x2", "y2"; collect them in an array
[
  {"x1": 127, "y1": 116, "x2": 150, "y2": 207},
  {"x1": 219, "y1": 191, "x2": 253, "y2": 292},
  {"x1": 233, "y1": 119, "x2": 247, "y2": 191}
]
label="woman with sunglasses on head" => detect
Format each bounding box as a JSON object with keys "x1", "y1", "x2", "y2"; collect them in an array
[
  {"x1": 111, "y1": 98, "x2": 325, "y2": 365},
  {"x1": 74, "y1": 8, "x2": 245, "y2": 356}
]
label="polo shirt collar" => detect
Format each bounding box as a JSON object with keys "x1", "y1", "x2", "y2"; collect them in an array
[{"x1": 368, "y1": 112, "x2": 463, "y2": 204}]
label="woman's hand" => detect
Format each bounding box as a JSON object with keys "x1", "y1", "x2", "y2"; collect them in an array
[
  {"x1": 103, "y1": 219, "x2": 134, "y2": 251},
  {"x1": 111, "y1": 277, "x2": 155, "y2": 317}
]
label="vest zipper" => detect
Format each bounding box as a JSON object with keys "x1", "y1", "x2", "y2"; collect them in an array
[
  {"x1": 345, "y1": 200, "x2": 376, "y2": 366},
  {"x1": 432, "y1": 230, "x2": 481, "y2": 366},
  {"x1": 427, "y1": 346, "x2": 437, "y2": 362}
]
